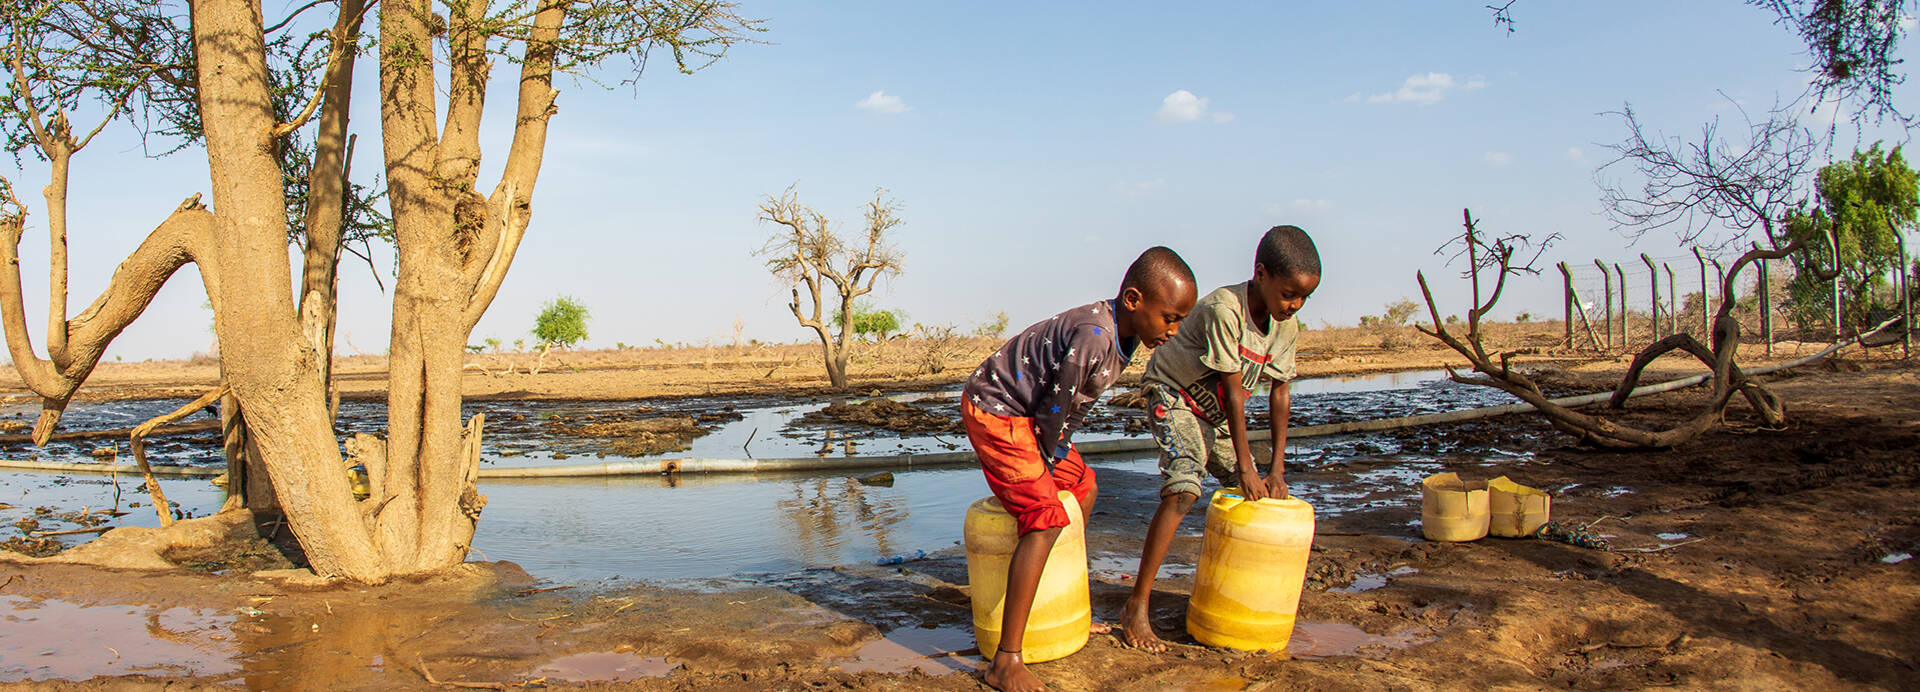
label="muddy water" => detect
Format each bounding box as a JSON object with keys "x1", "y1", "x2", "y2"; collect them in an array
[
  {"x1": 0, "y1": 595, "x2": 237, "y2": 681},
  {"x1": 474, "y1": 467, "x2": 983, "y2": 582},
  {"x1": 2, "y1": 369, "x2": 1539, "y2": 582},
  {"x1": 828, "y1": 624, "x2": 981, "y2": 674},
  {"x1": 1287, "y1": 622, "x2": 1432, "y2": 660}
]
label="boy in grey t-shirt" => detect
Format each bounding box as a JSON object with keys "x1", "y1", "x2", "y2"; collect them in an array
[{"x1": 1121, "y1": 225, "x2": 1322, "y2": 652}]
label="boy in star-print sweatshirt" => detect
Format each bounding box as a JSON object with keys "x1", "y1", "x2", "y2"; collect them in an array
[{"x1": 959, "y1": 247, "x2": 1197, "y2": 692}]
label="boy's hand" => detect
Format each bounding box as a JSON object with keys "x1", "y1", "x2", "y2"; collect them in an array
[
  {"x1": 1264, "y1": 473, "x2": 1289, "y2": 500},
  {"x1": 1238, "y1": 469, "x2": 1269, "y2": 501}
]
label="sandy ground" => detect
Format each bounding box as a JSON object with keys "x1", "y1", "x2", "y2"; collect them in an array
[
  {"x1": 0, "y1": 328, "x2": 1913, "y2": 689},
  {"x1": 0, "y1": 322, "x2": 1586, "y2": 404}
]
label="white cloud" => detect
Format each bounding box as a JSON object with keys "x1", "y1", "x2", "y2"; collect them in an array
[
  {"x1": 1363, "y1": 72, "x2": 1488, "y2": 106},
  {"x1": 1113, "y1": 179, "x2": 1166, "y2": 197},
  {"x1": 1566, "y1": 146, "x2": 1587, "y2": 163},
  {"x1": 1156, "y1": 90, "x2": 1231, "y2": 123},
  {"x1": 855, "y1": 90, "x2": 909, "y2": 115},
  {"x1": 1484, "y1": 151, "x2": 1514, "y2": 166}
]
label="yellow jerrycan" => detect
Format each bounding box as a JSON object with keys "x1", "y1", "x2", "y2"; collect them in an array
[
  {"x1": 1421, "y1": 472, "x2": 1490, "y2": 542},
  {"x1": 963, "y1": 491, "x2": 1091, "y2": 662},
  {"x1": 1185, "y1": 489, "x2": 1315, "y2": 651},
  {"x1": 1487, "y1": 476, "x2": 1551, "y2": 537}
]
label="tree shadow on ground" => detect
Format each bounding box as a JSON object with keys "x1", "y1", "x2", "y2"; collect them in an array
[{"x1": 1507, "y1": 544, "x2": 1918, "y2": 688}]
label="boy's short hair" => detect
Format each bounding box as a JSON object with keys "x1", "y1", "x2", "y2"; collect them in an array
[
  {"x1": 1256, "y1": 225, "x2": 1320, "y2": 279},
  {"x1": 1122, "y1": 246, "x2": 1195, "y2": 297}
]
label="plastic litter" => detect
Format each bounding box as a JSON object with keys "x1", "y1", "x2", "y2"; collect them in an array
[{"x1": 874, "y1": 550, "x2": 926, "y2": 565}]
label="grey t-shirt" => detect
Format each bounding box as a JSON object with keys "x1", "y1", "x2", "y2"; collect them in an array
[{"x1": 1143, "y1": 283, "x2": 1299, "y2": 393}]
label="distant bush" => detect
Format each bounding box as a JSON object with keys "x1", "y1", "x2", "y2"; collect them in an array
[
  {"x1": 831, "y1": 300, "x2": 906, "y2": 340},
  {"x1": 912, "y1": 323, "x2": 965, "y2": 374},
  {"x1": 533, "y1": 295, "x2": 590, "y2": 348},
  {"x1": 975, "y1": 311, "x2": 1010, "y2": 339}
]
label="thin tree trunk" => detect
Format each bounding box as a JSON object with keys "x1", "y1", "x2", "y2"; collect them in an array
[
  {"x1": 298, "y1": 0, "x2": 367, "y2": 425},
  {"x1": 44, "y1": 143, "x2": 71, "y2": 369}
]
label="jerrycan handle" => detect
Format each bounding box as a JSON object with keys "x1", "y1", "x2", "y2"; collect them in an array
[{"x1": 1214, "y1": 488, "x2": 1275, "y2": 523}]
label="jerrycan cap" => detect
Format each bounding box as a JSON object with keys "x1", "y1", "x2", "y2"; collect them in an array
[{"x1": 1212, "y1": 488, "x2": 1312, "y2": 513}]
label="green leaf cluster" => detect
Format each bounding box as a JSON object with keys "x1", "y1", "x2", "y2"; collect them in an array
[
  {"x1": 1776, "y1": 142, "x2": 1917, "y2": 330},
  {"x1": 533, "y1": 295, "x2": 590, "y2": 347},
  {"x1": 830, "y1": 301, "x2": 904, "y2": 340}
]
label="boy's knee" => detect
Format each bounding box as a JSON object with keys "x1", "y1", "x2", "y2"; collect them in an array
[
  {"x1": 1159, "y1": 489, "x2": 1199, "y2": 514},
  {"x1": 1160, "y1": 477, "x2": 1203, "y2": 504}
]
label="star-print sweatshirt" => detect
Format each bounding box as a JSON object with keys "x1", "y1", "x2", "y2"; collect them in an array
[{"x1": 962, "y1": 300, "x2": 1139, "y2": 460}]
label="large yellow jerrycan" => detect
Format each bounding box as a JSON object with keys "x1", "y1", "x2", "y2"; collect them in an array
[
  {"x1": 1487, "y1": 476, "x2": 1551, "y2": 537},
  {"x1": 963, "y1": 491, "x2": 1091, "y2": 663},
  {"x1": 1421, "y1": 472, "x2": 1490, "y2": 542},
  {"x1": 1185, "y1": 489, "x2": 1315, "y2": 651}
]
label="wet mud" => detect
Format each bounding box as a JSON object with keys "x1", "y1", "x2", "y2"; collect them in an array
[{"x1": 796, "y1": 397, "x2": 964, "y2": 435}]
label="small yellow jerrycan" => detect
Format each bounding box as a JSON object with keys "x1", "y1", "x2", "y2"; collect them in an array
[
  {"x1": 1421, "y1": 472, "x2": 1489, "y2": 542},
  {"x1": 963, "y1": 491, "x2": 1090, "y2": 663},
  {"x1": 1185, "y1": 489, "x2": 1315, "y2": 651},
  {"x1": 1487, "y1": 476, "x2": 1551, "y2": 537}
]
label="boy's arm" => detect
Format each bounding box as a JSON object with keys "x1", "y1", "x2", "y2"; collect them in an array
[
  {"x1": 1265, "y1": 380, "x2": 1290, "y2": 499},
  {"x1": 1220, "y1": 372, "x2": 1269, "y2": 502},
  {"x1": 1032, "y1": 326, "x2": 1099, "y2": 460}
]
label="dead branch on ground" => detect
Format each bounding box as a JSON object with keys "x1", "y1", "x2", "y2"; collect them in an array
[
  {"x1": 129, "y1": 385, "x2": 229, "y2": 527},
  {"x1": 1415, "y1": 210, "x2": 1793, "y2": 449}
]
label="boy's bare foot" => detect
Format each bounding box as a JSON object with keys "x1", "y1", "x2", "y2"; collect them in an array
[
  {"x1": 1120, "y1": 604, "x2": 1167, "y2": 652},
  {"x1": 1089, "y1": 621, "x2": 1113, "y2": 634},
  {"x1": 983, "y1": 650, "x2": 1046, "y2": 692}
]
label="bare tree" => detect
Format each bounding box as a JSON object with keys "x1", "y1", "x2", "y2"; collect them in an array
[
  {"x1": 1412, "y1": 104, "x2": 1853, "y2": 448},
  {"x1": 1596, "y1": 102, "x2": 1822, "y2": 249},
  {"x1": 1751, "y1": 0, "x2": 1917, "y2": 127},
  {"x1": 758, "y1": 187, "x2": 904, "y2": 390},
  {"x1": 1490, "y1": 1, "x2": 1918, "y2": 127},
  {"x1": 1416, "y1": 210, "x2": 1790, "y2": 449},
  {"x1": 0, "y1": 0, "x2": 758, "y2": 582}
]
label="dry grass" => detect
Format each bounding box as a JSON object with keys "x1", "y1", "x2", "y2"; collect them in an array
[{"x1": 12, "y1": 318, "x2": 1902, "y2": 405}]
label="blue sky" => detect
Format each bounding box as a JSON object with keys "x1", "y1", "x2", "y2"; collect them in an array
[{"x1": 9, "y1": 1, "x2": 1918, "y2": 360}]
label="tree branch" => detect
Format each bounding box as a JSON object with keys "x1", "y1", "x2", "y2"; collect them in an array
[
  {"x1": 271, "y1": 0, "x2": 375, "y2": 139},
  {"x1": 0, "y1": 194, "x2": 212, "y2": 444},
  {"x1": 437, "y1": 0, "x2": 494, "y2": 187},
  {"x1": 465, "y1": 1, "x2": 567, "y2": 331}
]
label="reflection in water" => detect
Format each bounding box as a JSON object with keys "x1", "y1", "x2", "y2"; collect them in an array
[
  {"x1": 472, "y1": 468, "x2": 982, "y2": 582},
  {"x1": 777, "y1": 478, "x2": 907, "y2": 563},
  {"x1": 830, "y1": 625, "x2": 980, "y2": 674}
]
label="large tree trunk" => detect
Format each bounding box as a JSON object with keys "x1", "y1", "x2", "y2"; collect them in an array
[
  {"x1": 372, "y1": 0, "x2": 555, "y2": 573},
  {"x1": 191, "y1": 0, "x2": 385, "y2": 582},
  {"x1": 823, "y1": 345, "x2": 847, "y2": 389}
]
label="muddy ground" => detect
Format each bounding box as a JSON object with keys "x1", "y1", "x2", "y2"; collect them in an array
[{"x1": 0, "y1": 357, "x2": 1914, "y2": 689}]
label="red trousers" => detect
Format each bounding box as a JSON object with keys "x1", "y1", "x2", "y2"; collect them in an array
[{"x1": 962, "y1": 400, "x2": 1095, "y2": 535}]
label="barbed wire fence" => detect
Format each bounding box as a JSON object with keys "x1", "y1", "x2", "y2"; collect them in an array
[{"x1": 1551, "y1": 243, "x2": 1913, "y2": 360}]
